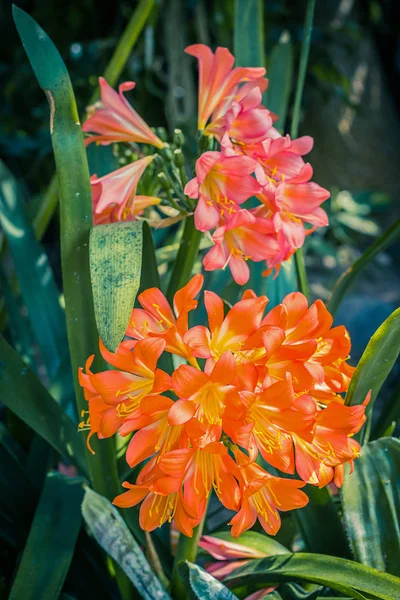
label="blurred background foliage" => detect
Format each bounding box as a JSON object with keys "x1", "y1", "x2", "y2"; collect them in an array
[{"x1": 1, "y1": 0, "x2": 400, "y2": 594}]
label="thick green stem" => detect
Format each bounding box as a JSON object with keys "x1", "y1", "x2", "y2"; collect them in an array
[
  {"x1": 170, "y1": 516, "x2": 207, "y2": 599},
  {"x1": 166, "y1": 216, "x2": 202, "y2": 303},
  {"x1": 290, "y1": 0, "x2": 316, "y2": 300}
]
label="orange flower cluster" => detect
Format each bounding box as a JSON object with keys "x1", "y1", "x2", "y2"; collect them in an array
[{"x1": 79, "y1": 275, "x2": 368, "y2": 537}]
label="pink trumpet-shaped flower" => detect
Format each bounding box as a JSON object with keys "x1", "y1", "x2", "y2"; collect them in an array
[
  {"x1": 184, "y1": 151, "x2": 262, "y2": 232},
  {"x1": 186, "y1": 44, "x2": 266, "y2": 130},
  {"x1": 91, "y1": 156, "x2": 160, "y2": 225},
  {"x1": 82, "y1": 77, "x2": 164, "y2": 148},
  {"x1": 205, "y1": 80, "x2": 273, "y2": 145},
  {"x1": 203, "y1": 209, "x2": 278, "y2": 285},
  {"x1": 200, "y1": 534, "x2": 277, "y2": 599}
]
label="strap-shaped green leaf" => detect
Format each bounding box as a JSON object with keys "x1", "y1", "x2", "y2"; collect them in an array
[
  {"x1": 0, "y1": 160, "x2": 67, "y2": 377},
  {"x1": 234, "y1": 0, "x2": 264, "y2": 68},
  {"x1": 13, "y1": 6, "x2": 121, "y2": 504},
  {"x1": 224, "y1": 553, "x2": 400, "y2": 600},
  {"x1": 345, "y1": 307, "x2": 400, "y2": 443},
  {"x1": 9, "y1": 472, "x2": 85, "y2": 600},
  {"x1": 0, "y1": 335, "x2": 87, "y2": 475},
  {"x1": 179, "y1": 561, "x2": 239, "y2": 600},
  {"x1": 327, "y1": 218, "x2": 400, "y2": 315},
  {"x1": 90, "y1": 221, "x2": 143, "y2": 352},
  {"x1": 341, "y1": 437, "x2": 400, "y2": 576},
  {"x1": 264, "y1": 35, "x2": 294, "y2": 130},
  {"x1": 82, "y1": 487, "x2": 171, "y2": 600}
]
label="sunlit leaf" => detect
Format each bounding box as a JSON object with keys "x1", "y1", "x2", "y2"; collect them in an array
[
  {"x1": 13, "y1": 6, "x2": 121, "y2": 502},
  {"x1": 90, "y1": 221, "x2": 142, "y2": 352},
  {"x1": 82, "y1": 487, "x2": 171, "y2": 600},
  {"x1": 179, "y1": 561, "x2": 238, "y2": 600},
  {"x1": 342, "y1": 437, "x2": 400, "y2": 576},
  {"x1": 224, "y1": 553, "x2": 400, "y2": 600},
  {"x1": 345, "y1": 307, "x2": 400, "y2": 443}
]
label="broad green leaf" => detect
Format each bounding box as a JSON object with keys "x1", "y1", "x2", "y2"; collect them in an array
[
  {"x1": 0, "y1": 335, "x2": 87, "y2": 475},
  {"x1": 0, "y1": 160, "x2": 67, "y2": 377},
  {"x1": 82, "y1": 487, "x2": 171, "y2": 600},
  {"x1": 13, "y1": 6, "x2": 121, "y2": 502},
  {"x1": 9, "y1": 472, "x2": 84, "y2": 600},
  {"x1": 328, "y1": 218, "x2": 400, "y2": 316},
  {"x1": 178, "y1": 561, "x2": 238, "y2": 600},
  {"x1": 234, "y1": 0, "x2": 264, "y2": 68},
  {"x1": 90, "y1": 221, "x2": 143, "y2": 352},
  {"x1": 341, "y1": 437, "x2": 400, "y2": 576},
  {"x1": 264, "y1": 34, "x2": 294, "y2": 129},
  {"x1": 204, "y1": 530, "x2": 288, "y2": 556},
  {"x1": 345, "y1": 307, "x2": 400, "y2": 443},
  {"x1": 224, "y1": 553, "x2": 400, "y2": 600}
]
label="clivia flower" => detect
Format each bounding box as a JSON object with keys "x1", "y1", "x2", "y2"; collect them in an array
[
  {"x1": 204, "y1": 80, "x2": 273, "y2": 145},
  {"x1": 203, "y1": 209, "x2": 278, "y2": 285},
  {"x1": 184, "y1": 151, "x2": 263, "y2": 232},
  {"x1": 82, "y1": 77, "x2": 164, "y2": 148},
  {"x1": 91, "y1": 155, "x2": 160, "y2": 225},
  {"x1": 79, "y1": 276, "x2": 368, "y2": 537},
  {"x1": 126, "y1": 274, "x2": 204, "y2": 366},
  {"x1": 185, "y1": 44, "x2": 266, "y2": 130}
]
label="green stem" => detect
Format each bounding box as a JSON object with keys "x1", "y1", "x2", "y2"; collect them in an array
[
  {"x1": 290, "y1": 0, "x2": 316, "y2": 300},
  {"x1": 166, "y1": 216, "x2": 202, "y2": 304},
  {"x1": 290, "y1": 0, "x2": 316, "y2": 140},
  {"x1": 170, "y1": 515, "x2": 207, "y2": 599}
]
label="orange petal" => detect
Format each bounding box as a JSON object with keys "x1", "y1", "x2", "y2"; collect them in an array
[
  {"x1": 112, "y1": 484, "x2": 148, "y2": 508},
  {"x1": 172, "y1": 364, "x2": 209, "y2": 398},
  {"x1": 168, "y1": 399, "x2": 197, "y2": 425},
  {"x1": 210, "y1": 351, "x2": 236, "y2": 384}
]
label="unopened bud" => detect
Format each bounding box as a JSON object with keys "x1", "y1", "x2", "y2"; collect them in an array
[
  {"x1": 157, "y1": 171, "x2": 171, "y2": 192},
  {"x1": 173, "y1": 128, "x2": 185, "y2": 147},
  {"x1": 173, "y1": 148, "x2": 185, "y2": 168}
]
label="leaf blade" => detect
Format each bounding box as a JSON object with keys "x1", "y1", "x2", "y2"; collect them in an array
[
  {"x1": 0, "y1": 335, "x2": 87, "y2": 475},
  {"x1": 82, "y1": 487, "x2": 171, "y2": 600},
  {"x1": 341, "y1": 437, "x2": 400, "y2": 576},
  {"x1": 345, "y1": 307, "x2": 400, "y2": 443},
  {"x1": 224, "y1": 553, "x2": 400, "y2": 600},
  {"x1": 179, "y1": 561, "x2": 239, "y2": 600},
  {"x1": 9, "y1": 472, "x2": 85, "y2": 600},
  {"x1": 90, "y1": 221, "x2": 143, "y2": 352}
]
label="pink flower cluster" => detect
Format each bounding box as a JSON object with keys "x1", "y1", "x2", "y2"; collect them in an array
[{"x1": 184, "y1": 45, "x2": 330, "y2": 284}]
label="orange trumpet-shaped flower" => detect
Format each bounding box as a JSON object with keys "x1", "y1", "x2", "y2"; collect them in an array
[
  {"x1": 91, "y1": 156, "x2": 160, "y2": 225},
  {"x1": 186, "y1": 44, "x2": 266, "y2": 130},
  {"x1": 184, "y1": 290, "x2": 268, "y2": 361},
  {"x1": 113, "y1": 462, "x2": 199, "y2": 536},
  {"x1": 159, "y1": 442, "x2": 242, "y2": 521},
  {"x1": 126, "y1": 274, "x2": 204, "y2": 366},
  {"x1": 80, "y1": 277, "x2": 368, "y2": 538},
  {"x1": 169, "y1": 351, "x2": 239, "y2": 428},
  {"x1": 78, "y1": 355, "x2": 123, "y2": 453},
  {"x1": 78, "y1": 337, "x2": 170, "y2": 446},
  {"x1": 82, "y1": 77, "x2": 164, "y2": 148},
  {"x1": 229, "y1": 450, "x2": 308, "y2": 537}
]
